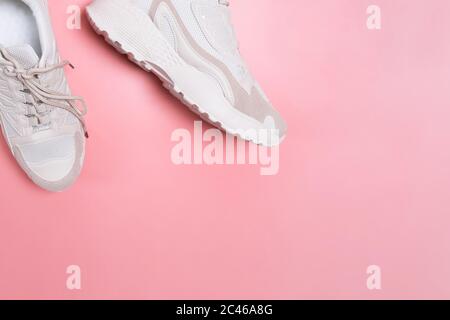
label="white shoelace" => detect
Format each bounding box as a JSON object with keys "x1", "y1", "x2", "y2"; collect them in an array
[{"x1": 0, "y1": 48, "x2": 88, "y2": 138}]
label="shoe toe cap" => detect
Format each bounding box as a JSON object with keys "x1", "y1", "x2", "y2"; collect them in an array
[
  {"x1": 13, "y1": 133, "x2": 85, "y2": 192},
  {"x1": 245, "y1": 86, "x2": 288, "y2": 145}
]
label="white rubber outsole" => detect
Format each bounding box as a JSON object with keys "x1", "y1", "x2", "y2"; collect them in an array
[{"x1": 86, "y1": 0, "x2": 283, "y2": 147}]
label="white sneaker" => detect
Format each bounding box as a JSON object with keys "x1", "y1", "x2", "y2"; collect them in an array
[
  {"x1": 0, "y1": 0, "x2": 88, "y2": 192},
  {"x1": 87, "y1": 0, "x2": 286, "y2": 146}
]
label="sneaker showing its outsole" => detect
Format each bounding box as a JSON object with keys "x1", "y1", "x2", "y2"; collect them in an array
[{"x1": 86, "y1": 0, "x2": 284, "y2": 147}]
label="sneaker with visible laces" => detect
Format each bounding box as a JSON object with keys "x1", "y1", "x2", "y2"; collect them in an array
[
  {"x1": 0, "y1": 0, "x2": 88, "y2": 192},
  {"x1": 87, "y1": 0, "x2": 286, "y2": 146}
]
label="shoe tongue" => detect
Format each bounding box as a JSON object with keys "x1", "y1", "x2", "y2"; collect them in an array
[{"x1": 5, "y1": 44, "x2": 39, "y2": 69}]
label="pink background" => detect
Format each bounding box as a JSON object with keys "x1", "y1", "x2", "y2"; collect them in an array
[{"x1": 1, "y1": 0, "x2": 450, "y2": 299}]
